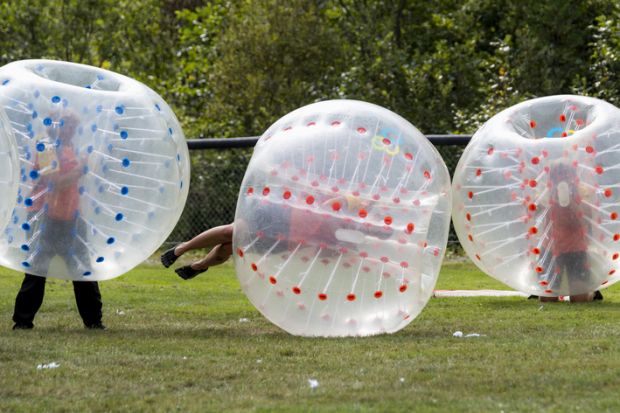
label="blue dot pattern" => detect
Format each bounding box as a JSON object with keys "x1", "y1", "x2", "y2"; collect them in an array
[{"x1": 0, "y1": 59, "x2": 190, "y2": 281}]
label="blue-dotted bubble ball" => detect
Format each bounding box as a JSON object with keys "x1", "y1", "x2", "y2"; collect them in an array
[
  {"x1": 0, "y1": 107, "x2": 19, "y2": 236},
  {"x1": 0, "y1": 60, "x2": 190, "y2": 281},
  {"x1": 233, "y1": 100, "x2": 452, "y2": 337},
  {"x1": 452, "y1": 95, "x2": 620, "y2": 297}
]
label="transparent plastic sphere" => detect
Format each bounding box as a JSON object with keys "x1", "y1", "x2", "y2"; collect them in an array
[
  {"x1": 453, "y1": 95, "x2": 620, "y2": 297},
  {"x1": 0, "y1": 60, "x2": 190, "y2": 280},
  {"x1": 0, "y1": 108, "x2": 19, "y2": 234},
  {"x1": 233, "y1": 100, "x2": 452, "y2": 337}
]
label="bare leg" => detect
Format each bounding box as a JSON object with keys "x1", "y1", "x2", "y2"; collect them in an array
[
  {"x1": 175, "y1": 224, "x2": 233, "y2": 257},
  {"x1": 190, "y1": 243, "x2": 233, "y2": 270}
]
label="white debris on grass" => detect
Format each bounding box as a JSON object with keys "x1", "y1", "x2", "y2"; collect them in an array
[
  {"x1": 453, "y1": 331, "x2": 484, "y2": 338},
  {"x1": 37, "y1": 362, "x2": 60, "y2": 370},
  {"x1": 239, "y1": 318, "x2": 249, "y2": 323},
  {"x1": 399, "y1": 377, "x2": 405, "y2": 383},
  {"x1": 308, "y1": 379, "x2": 319, "y2": 389},
  {"x1": 256, "y1": 359, "x2": 262, "y2": 364},
  {"x1": 116, "y1": 309, "x2": 125, "y2": 316}
]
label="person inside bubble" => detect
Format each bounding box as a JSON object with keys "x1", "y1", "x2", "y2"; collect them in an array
[
  {"x1": 532, "y1": 160, "x2": 603, "y2": 303},
  {"x1": 160, "y1": 190, "x2": 392, "y2": 280},
  {"x1": 12, "y1": 109, "x2": 106, "y2": 330}
]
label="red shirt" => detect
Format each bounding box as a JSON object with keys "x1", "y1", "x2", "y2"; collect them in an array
[
  {"x1": 548, "y1": 202, "x2": 588, "y2": 255},
  {"x1": 29, "y1": 146, "x2": 80, "y2": 221}
]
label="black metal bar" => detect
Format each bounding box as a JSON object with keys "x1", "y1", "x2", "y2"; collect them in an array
[{"x1": 186, "y1": 134, "x2": 472, "y2": 150}]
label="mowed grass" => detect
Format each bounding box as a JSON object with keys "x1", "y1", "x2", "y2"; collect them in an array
[{"x1": 1, "y1": 259, "x2": 620, "y2": 412}]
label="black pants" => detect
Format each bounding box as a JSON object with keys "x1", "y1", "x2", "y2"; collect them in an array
[
  {"x1": 13, "y1": 274, "x2": 102, "y2": 327},
  {"x1": 12, "y1": 215, "x2": 102, "y2": 327}
]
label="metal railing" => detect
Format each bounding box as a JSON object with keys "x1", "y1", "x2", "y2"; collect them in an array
[
  {"x1": 168, "y1": 135, "x2": 471, "y2": 247},
  {"x1": 186, "y1": 134, "x2": 472, "y2": 149}
]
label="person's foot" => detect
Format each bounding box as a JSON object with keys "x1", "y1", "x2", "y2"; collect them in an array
[
  {"x1": 175, "y1": 265, "x2": 207, "y2": 280},
  {"x1": 160, "y1": 245, "x2": 181, "y2": 268},
  {"x1": 85, "y1": 322, "x2": 107, "y2": 330},
  {"x1": 13, "y1": 322, "x2": 33, "y2": 330}
]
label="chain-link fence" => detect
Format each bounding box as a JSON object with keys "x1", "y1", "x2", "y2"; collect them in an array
[{"x1": 167, "y1": 138, "x2": 468, "y2": 249}]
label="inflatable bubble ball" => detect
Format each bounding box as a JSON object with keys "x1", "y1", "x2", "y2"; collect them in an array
[
  {"x1": 453, "y1": 95, "x2": 620, "y2": 297},
  {"x1": 233, "y1": 100, "x2": 452, "y2": 337},
  {"x1": 0, "y1": 108, "x2": 19, "y2": 234},
  {"x1": 0, "y1": 60, "x2": 190, "y2": 281}
]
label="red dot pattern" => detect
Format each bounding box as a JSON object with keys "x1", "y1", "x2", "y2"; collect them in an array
[
  {"x1": 236, "y1": 112, "x2": 452, "y2": 335},
  {"x1": 453, "y1": 101, "x2": 620, "y2": 298}
]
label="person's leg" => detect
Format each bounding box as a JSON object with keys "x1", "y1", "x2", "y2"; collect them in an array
[
  {"x1": 13, "y1": 274, "x2": 47, "y2": 328},
  {"x1": 175, "y1": 242, "x2": 233, "y2": 280},
  {"x1": 73, "y1": 281, "x2": 104, "y2": 328},
  {"x1": 568, "y1": 251, "x2": 597, "y2": 303},
  {"x1": 192, "y1": 242, "x2": 233, "y2": 270},
  {"x1": 161, "y1": 224, "x2": 233, "y2": 267},
  {"x1": 539, "y1": 253, "x2": 562, "y2": 303},
  {"x1": 177, "y1": 224, "x2": 233, "y2": 255},
  {"x1": 66, "y1": 216, "x2": 93, "y2": 274}
]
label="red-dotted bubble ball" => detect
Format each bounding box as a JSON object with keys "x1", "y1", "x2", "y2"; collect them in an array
[
  {"x1": 452, "y1": 95, "x2": 620, "y2": 296},
  {"x1": 233, "y1": 100, "x2": 451, "y2": 336}
]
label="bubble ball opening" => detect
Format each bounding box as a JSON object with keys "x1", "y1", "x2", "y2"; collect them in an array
[
  {"x1": 0, "y1": 59, "x2": 190, "y2": 281},
  {"x1": 233, "y1": 100, "x2": 452, "y2": 337},
  {"x1": 452, "y1": 95, "x2": 620, "y2": 297}
]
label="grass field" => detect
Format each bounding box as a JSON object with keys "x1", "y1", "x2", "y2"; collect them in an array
[{"x1": 1, "y1": 259, "x2": 620, "y2": 412}]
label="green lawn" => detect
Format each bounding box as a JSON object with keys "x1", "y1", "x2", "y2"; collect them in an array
[{"x1": 1, "y1": 259, "x2": 619, "y2": 412}]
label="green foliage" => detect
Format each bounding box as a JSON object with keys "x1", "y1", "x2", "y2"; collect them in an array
[
  {"x1": 4, "y1": 0, "x2": 620, "y2": 235},
  {"x1": 586, "y1": 5, "x2": 620, "y2": 105},
  {"x1": 2, "y1": 0, "x2": 620, "y2": 136},
  {"x1": 0, "y1": 0, "x2": 179, "y2": 96}
]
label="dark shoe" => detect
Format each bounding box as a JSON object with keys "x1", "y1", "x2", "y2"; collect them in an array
[
  {"x1": 175, "y1": 265, "x2": 207, "y2": 280},
  {"x1": 13, "y1": 322, "x2": 33, "y2": 330},
  {"x1": 85, "y1": 323, "x2": 107, "y2": 330},
  {"x1": 160, "y1": 245, "x2": 180, "y2": 268},
  {"x1": 593, "y1": 290, "x2": 604, "y2": 301}
]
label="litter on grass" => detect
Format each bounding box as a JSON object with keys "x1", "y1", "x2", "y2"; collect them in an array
[
  {"x1": 453, "y1": 331, "x2": 484, "y2": 338},
  {"x1": 37, "y1": 362, "x2": 60, "y2": 370},
  {"x1": 308, "y1": 379, "x2": 319, "y2": 389}
]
